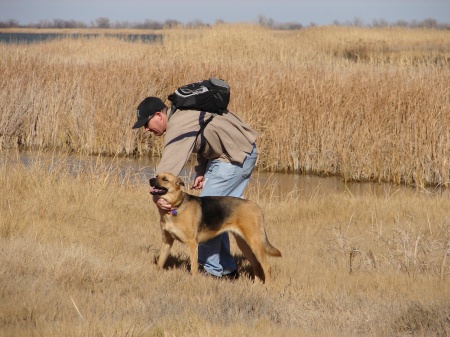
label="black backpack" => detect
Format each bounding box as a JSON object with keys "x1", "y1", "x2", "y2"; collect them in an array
[{"x1": 168, "y1": 78, "x2": 230, "y2": 115}]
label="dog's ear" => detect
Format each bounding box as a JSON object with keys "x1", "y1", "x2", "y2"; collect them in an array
[{"x1": 176, "y1": 177, "x2": 185, "y2": 187}]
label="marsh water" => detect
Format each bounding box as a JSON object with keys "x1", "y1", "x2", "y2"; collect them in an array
[
  {"x1": 0, "y1": 32, "x2": 162, "y2": 44},
  {"x1": 3, "y1": 150, "x2": 447, "y2": 199}
]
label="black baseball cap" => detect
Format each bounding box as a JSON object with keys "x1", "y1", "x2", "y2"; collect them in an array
[{"x1": 132, "y1": 97, "x2": 166, "y2": 129}]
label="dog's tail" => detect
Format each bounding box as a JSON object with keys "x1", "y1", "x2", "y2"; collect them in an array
[
  {"x1": 259, "y1": 214, "x2": 281, "y2": 257},
  {"x1": 264, "y1": 240, "x2": 282, "y2": 257}
]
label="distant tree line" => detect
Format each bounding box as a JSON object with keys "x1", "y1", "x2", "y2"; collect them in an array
[
  {"x1": 331, "y1": 17, "x2": 450, "y2": 30},
  {"x1": 0, "y1": 16, "x2": 449, "y2": 30}
]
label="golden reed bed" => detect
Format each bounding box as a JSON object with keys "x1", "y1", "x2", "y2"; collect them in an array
[
  {"x1": 1, "y1": 25, "x2": 449, "y2": 336},
  {"x1": 1, "y1": 25, "x2": 449, "y2": 187}
]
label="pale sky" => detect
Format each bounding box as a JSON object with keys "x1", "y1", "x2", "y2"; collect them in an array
[{"x1": 1, "y1": 0, "x2": 449, "y2": 26}]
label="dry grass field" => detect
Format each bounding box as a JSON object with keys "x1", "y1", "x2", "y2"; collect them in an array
[
  {"x1": 0, "y1": 152, "x2": 449, "y2": 337},
  {"x1": 0, "y1": 24, "x2": 449, "y2": 336},
  {"x1": 0, "y1": 25, "x2": 449, "y2": 186}
]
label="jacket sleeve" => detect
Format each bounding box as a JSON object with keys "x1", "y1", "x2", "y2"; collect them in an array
[
  {"x1": 154, "y1": 111, "x2": 203, "y2": 176},
  {"x1": 155, "y1": 133, "x2": 197, "y2": 176}
]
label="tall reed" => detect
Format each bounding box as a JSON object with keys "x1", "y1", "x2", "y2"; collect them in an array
[{"x1": 0, "y1": 25, "x2": 449, "y2": 186}]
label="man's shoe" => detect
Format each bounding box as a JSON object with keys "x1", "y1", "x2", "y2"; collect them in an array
[
  {"x1": 199, "y1": 267, "x2": 239, "y2": 280},
  {"x1": 223, "y1": 270, "x2": 239, "y2": 280},
  {"x1": 199, "y1": 266, "x2": 220, "y2": 278}
]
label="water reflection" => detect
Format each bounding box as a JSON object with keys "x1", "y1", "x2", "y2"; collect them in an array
[
  {"x1": 253, "y1": 171, "x2": 404, "y2": 198},
  {"x1": 0, "y1": 32, "x2": 162, "y2": 44},
  {"x1": 2, "y1": 150, "x2": 447, "y2": 198}
]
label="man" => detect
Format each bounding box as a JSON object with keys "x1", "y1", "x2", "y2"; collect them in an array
[{"x1": 132, "y1": 96, "x2": 258, "y2": 279}]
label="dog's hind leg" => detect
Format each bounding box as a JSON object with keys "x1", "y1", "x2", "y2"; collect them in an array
[
  {"x1": 157, "y1": 230, "x2": 174, "y2": 269},
  {"x1": 233, "y1": 234, "x2": 267, "y2": 283}
]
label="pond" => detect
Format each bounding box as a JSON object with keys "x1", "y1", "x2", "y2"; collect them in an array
[
  {"x1": 0, "y1": 32, "x2": 163, "y2": 44},
  {"x1": 3, "y1": 150, "x2": 447, "y2": 199}
]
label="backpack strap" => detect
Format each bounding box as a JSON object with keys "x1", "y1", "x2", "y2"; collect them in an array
[
  {"x1": 196, "y1": 113, "x2": 216, "y2": 154},
  {"x1": 168, "y1": 105, "x2": 177, "y2": 120},
  {"x1": 169, "y1": 106, "x2": 217, "y2": 156}
]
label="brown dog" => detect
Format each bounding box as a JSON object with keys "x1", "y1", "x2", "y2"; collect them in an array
[{"x1": 149, "y1": 172, "x2": 281, "y2": 283}]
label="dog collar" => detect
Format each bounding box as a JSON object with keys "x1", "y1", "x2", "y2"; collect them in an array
[{"x1": 171, "y1": 209, "x2": 178, "y2": 216}]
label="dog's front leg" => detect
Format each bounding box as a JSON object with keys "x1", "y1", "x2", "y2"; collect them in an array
[
  {"x1": 157, "y1": 230, "x2": 174, "y2": 269},
  {"x1": 186, "y1": 240, "x2": 199, "y2": 274}
]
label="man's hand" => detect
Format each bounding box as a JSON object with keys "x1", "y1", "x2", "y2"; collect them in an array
[
  {"x1": 150, "y1": 190, "x2": 173, "y2": 214},
  {"x1": 192, "y1": 175, "x2": 205, "y2": 190}
]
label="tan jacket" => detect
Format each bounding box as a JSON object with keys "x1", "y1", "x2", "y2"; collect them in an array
[{"x1": 155, "y1": 109, "x2": 258, "y2": 176}]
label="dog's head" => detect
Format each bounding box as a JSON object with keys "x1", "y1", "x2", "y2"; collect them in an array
[{"x1": 149, "y1": 172, "x2": 185, "y2": 196}]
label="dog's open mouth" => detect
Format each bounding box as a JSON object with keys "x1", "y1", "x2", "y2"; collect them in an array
[
  {"x1": 149, "y1": 187, "x2": 168, "y2": 195},
  {"x1": 149, "y1": 177, "x2": 168, "y2": 195}
]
